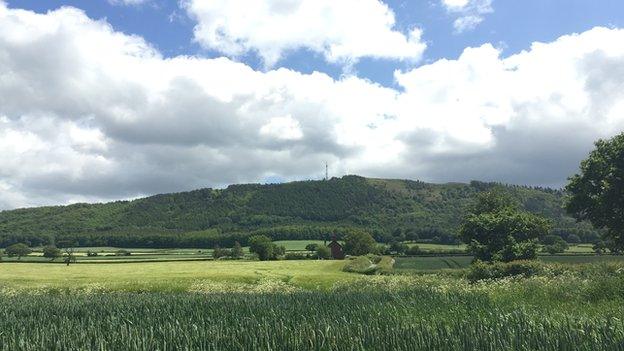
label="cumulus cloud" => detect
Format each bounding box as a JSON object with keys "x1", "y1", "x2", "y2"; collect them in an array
[
  {"x1": 441, "y1": 0, "x2": 493, "y2": 33},
  {"x1": 181, "y1": 0, "x2": 426, "y2": 67},
  {"x1": 108, "y1": 0, "x2": 151, "y2": 6},
  {"x1": 0, "y1": 3, "x2": 624, "y2": 209}
]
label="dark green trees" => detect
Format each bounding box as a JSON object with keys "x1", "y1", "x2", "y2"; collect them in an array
[
  {"x1": 42, "y1": 245, "x2": 61, "y2": 260},
  {"x1": 460, "y1": 190, "x2": 551, "y2": 262},
  {"x1": 248, "y1": 235, "x2": 284, "y2": 261},
  {"x1": 5, "y1": 243, "x2": 31, "y2": 260},
  {"x1": 566, "y1": 133, "x2": 624, "y2": 252},
  {"x1": 343, "y1": 231, "x2": 376, "y2": 256}
]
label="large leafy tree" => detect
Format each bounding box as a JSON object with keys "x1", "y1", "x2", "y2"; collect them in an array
[
  {"x1": 5, "y1": 243, "x2": 32, "y2": 260},
  {"x1": 460, "y1": 190, "x2": 551, "y2": 262},
  {"x1": 566, "y1": 133, "x2": 624, "y2": 252},
  {"x1": 343, "y1": 231, "x2": 376, "y2": 256},
  {"x1": 248, "y1": 235, "x2": 284, "y2": 261}
]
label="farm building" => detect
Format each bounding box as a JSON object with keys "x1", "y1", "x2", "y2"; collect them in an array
[{"x1": 327, "y1": 238, "x2": 345, "y2": 260}]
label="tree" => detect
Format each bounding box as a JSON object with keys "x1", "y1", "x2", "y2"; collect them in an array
[
  {"x1": 566, "y1": 234, "x2": 581, "y2": 244},
  {"x1": 389, "y1": 241, "x2": 408, "y2": 255},
  {"x1": 593, "y1": 241, "x2": 608, "y2": 255},
  {"x1": 212, "y1": 245, "x2": 228, "y2": 259},
  {"x1": 305, "y1": 243, "x2": 319, "y2": 252},
  {"x1": 343, "y1": 231, "x2": 376, "y2": 256},
  {"x1": 566, "y1": 133, "x2": 624, "y2": 252},
  {"x1": 248, "y1": 235, "x2": 282, "y2": 261},
  {"x1": 460, "y1": 190, "x2": 551, "y2": 262},
  {"x1": 5, "y1": 243, "x2": 32, "y2": 260},
  {"x1": 42, "y1": 245, "x2": 61, "y2": 260},
  {"x1": 541, "y1": 235, "x2": 568, "y2": 254},
  {"x1": 316, "y1": 246, "x2": 331, "y2": 259},
  {"x1": 64, "y1": 248, "x2": 76, "y2": 266},
  {"x1": 230, "y1": 241, "x2": 244, "y2": 259}
]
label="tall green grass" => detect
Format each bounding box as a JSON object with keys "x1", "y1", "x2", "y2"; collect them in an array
[{"x1": 1, "y1": 268, "x2": 623, "y2": 350}]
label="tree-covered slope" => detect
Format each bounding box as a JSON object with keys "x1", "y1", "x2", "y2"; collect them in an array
[{"x1": 0, "y1": 175, "x2": 598, "y2": 247}]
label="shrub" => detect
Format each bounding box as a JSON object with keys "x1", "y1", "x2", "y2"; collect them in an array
[
  {"x1": 115, "y1": 249, "x2": 131, "y2": 256},
  {"x1": 342, "y1": 255, "x2": 394, "y2": 275},
  {"x1": 86, "y1": 251, "x2": 98, "y2": 257},
  {"x1": 316, "y1": 246, "x2": 331, "y2": 259},
  {"x1": 42, "y1": 245, "x2": 61, "y2": 259},
  {"x1": 406, "y1": 245, "x2": 421, "y2": 255},
  {"x1": 284, "y1": 253, "x2": 309, "y2": 260},
  {"x1": 305, "y1": 243, "x2": 319, "y2": 252},
  {"x1": 5, "y1": 243, "x2": 31, "y2": 259},
  {"x1": 467, "y1": 260, "x2": 545, "y2": 282}
]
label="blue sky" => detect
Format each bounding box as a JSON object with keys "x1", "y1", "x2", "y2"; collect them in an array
[
  {"x1": 9, "y1": 0, "x2": 624, "y2": 88},
  {"x1": 1, "y1": 0, "x2": 624, "y2": 208}
]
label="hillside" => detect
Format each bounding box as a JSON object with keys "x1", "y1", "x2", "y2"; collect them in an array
[{"x1": 0, "y1": 175, "x2": 599, "y2": 248}]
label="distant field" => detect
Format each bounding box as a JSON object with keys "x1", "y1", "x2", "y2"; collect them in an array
[
  {"x1": 0, "y1": 260, "x2": 353, "y2": 291},
  {"x1": 394, "y1": 255, "x2": 624, "y2": 272},
  {"x1": 407, "y1": 242, "x2": 467, "y2": 251}
]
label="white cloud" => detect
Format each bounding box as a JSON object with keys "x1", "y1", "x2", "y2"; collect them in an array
[
  {"x1": 108, "y1": 0, "x2": 151, "y2": 6},
  {"x1": 1, "y1": 3, "x2": 624, "y2": 209},
  {"x1": 182, "y1": 0, "x2": 426, "y2": 67},
  {"x1": 441, "y1": 0, "x2": 493, "y2": 33}
]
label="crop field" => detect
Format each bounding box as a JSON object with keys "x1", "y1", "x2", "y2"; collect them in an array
[
  {"x1": 1, "y1": 266, "x2": 624, "y2": 350},
  {"x1": 0, "y1": 260, "x2": 354, "y2": 291}
]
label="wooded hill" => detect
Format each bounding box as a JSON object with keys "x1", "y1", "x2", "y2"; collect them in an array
[{"x1": 0, "y1": 175, "x2": 599, "y2": 248}]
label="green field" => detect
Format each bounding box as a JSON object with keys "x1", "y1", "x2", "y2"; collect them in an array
[
  {"x1": 1, "y1": 261, "x2": 623, "y2": 350},
  {"x1": 0, "y1": 260, "x2": 354, "y2": 291},
  {"x1": 394, "y1": 255, "x2": 624, "y2": 272}
]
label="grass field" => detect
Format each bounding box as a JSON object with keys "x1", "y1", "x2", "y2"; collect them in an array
[
  {"x1": 0, "y1": 260, "x2": 354, "y2": 291},
  {"x1": 394, "y1": 255, "x2": 624, "y2": 272}
]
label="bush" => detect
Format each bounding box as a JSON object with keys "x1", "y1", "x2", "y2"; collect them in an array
[
  {"x1": 305, "y1": 243, "x2": 319, "y2": 252},
  {"x1": 342, "y1": 255, "x2": 394, "y2": 275},
  {"x1": 115, "y1": 249, "x2": 131, "y2": 256},
  {"x1": 42, "y1": 245, "x2": 61, "y2": 259},
  {"x1": 467, "y1": 260, "x2": 545, "y2": 282},
  {"x1": 5, "y1": 243, "x2": 31, "y2": 259},
  {"x1": 316, "y1": 246, "x2": 331, "y2": 259},
  {"x1": 86, "y1": 251, "x2": 98, "y2": 257},
  {"x1": 284, "y1": 253, "x2": 309, "y2": 260},
  {"x1": 406, "y1": 245, "x2": 422, "y2": 255}
]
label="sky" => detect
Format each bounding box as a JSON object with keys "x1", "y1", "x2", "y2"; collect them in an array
[{"x1": 1, "y1": 0, "x2": 624, "y2": 209}]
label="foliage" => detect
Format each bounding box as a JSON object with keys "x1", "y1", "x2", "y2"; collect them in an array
[
  {"x1": 305, "y1": 243, "x2": 319, "y2": 252},
  {"x1": 212, "y1": 245, "x2": 229, "y2": 259},
  {"x1": 566, "y1": 132, "x2": 624, "y2": 251},
  {"x1": 231, "y1": 241, "x2": 244, "y2": 259},
  {"x1": 316, "y1": 245, "x2": 331, "y2": 259},
  {"x1": 342, "y1": 255, "x2": 394, "y2": 275},
  {"x1": 63, "y1": 248, "x2": 77, "y2": 266},
  {"x1": 42, "y1": 245, "x2": 61, "y2": 259},
  {"x1": 343, "y1": 231, "x2": 376, "y2": 256},
  {"x1": 541, "y1": 235, "x2": 569, "y2": 254},
  {"x1": 389, "y1": 241, "x2": 408, "y2": 255},
  {"x1": 5, "y1": 243, "x2": 31, "y2": 259},
  {"x1": 248, "y1": 235, "x2": 284, "y2": 261},
  {"x1": 0, "y1": 176, "x2": 600, "y2": 249},
  {"x1": 460, "y1": 190, "x2": 551, "y2": 262},
  {"x1": 467, "y1": 260, "x2": 545, "y2": 282}
]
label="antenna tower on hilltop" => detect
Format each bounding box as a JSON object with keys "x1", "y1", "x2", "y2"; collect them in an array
[{"x1": 325, "y1": 162, "x2": 328, "y2": 181}]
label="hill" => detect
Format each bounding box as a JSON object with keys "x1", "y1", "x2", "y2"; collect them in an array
[{"x1": 0, "y1": 176, "x2": 599, "y2": 248}]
